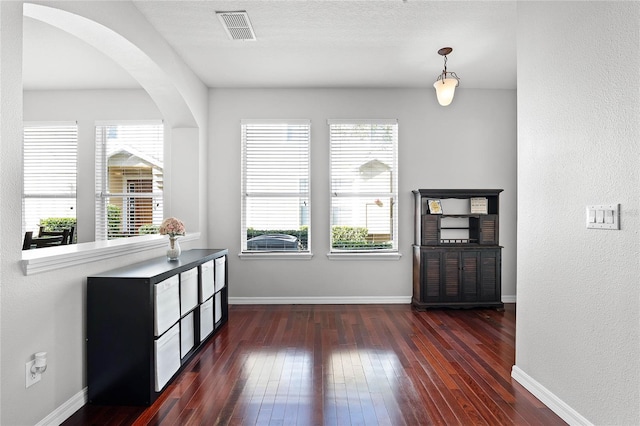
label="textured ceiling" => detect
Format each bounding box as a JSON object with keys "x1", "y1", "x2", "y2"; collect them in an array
[{"x1": 23, "y1": 1, "x2": 517, "y2": 90}]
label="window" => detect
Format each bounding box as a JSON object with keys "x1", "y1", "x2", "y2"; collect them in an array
[
  {"x1": 329, "y1": 119, "x2": 398, "y2": 252},
  {"x1": 241, "y1": 120, "x2": 310, "y2": 253},
  {"x1": 23, "y1": 122, "x2": 78, "y2": 236},
  {"x1": 95, "y1": 122, "x2": 164, "y2": 240}
]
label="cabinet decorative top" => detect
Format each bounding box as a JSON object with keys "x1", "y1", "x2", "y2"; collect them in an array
[{"x1": 413, "y1": 189, "x2": 503, "y2": 197}]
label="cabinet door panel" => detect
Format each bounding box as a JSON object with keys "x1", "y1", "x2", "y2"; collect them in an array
[
  {"x1": 478, "y1": 215, "x2": 498, "y2": 245},
  {"x1": 443, "y1": 252, "x2": 460, "y2": 299},
  {"x1": 480, "y1": 250, "x2": 501, "y2": 301},
  {"x1": 421, "y1": 215, "x2": 440, "y2": 245},
  {"x1": 461, "y1": 252, "x2": 480, "y2": 301},
  {"x1": 423, "y1": 251, "x2": 441, "y2": 298}
]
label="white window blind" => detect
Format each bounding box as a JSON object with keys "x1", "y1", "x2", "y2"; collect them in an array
[
  {"x1": 329, "y1": 119, "x2": 398, "y2": 252},
  {"x1": 241, "y1": 120, "x2": 310, "y2": 252},
  {"x1": 23, "y1": 122, "x2": 78, "y2": 235},
  {"x1": 95, "y1": 122, "x2": 164, "y2": 240}
]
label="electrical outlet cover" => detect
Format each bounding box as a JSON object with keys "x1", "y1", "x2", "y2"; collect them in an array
[{"x1": 25, "y1": 360, "x2": 41, "y2": 388}]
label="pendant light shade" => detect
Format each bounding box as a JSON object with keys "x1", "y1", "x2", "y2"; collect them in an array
[
  {"x1": 433, "y1": 47, "x2": 460, "y2": 106},
  {"x1": 433, "y1": 78, "x2": 458, "y2": 106}
]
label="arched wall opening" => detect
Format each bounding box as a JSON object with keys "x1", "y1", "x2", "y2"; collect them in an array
[{"x1": 22, "y1": 2, "x2": 204, "y2": 241}]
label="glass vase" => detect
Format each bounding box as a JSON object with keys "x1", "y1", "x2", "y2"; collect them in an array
[{"x1": 167, "y1": 236, "x2": 181, "y2": 261}]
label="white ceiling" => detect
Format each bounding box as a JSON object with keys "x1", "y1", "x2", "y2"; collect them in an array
[{"x1": 22, "y1": 1, "x2": 517, "y2": 91}]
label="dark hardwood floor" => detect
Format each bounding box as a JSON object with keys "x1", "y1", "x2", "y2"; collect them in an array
[{"x1": 64, "y1": 304, "x2": 565, "y2": 425}]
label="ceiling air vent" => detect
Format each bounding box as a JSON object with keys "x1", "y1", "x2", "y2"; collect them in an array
[{"x1": 216, "y1": 11, "x2": 256, "y2": 41}]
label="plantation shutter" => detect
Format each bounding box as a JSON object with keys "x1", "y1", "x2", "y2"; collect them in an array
[
  {"x1": 95, "y1": 122, "x2": 164, "y2": 240},
  {"x1": 23, "y1": 122, "x2": 78, "y2": 235},
  {"x1": 241, "y1": 120, "x2": 310, "y2": 252},
  {"x1": 329, "y1": 119, "x2": 398, "y2": 252}
]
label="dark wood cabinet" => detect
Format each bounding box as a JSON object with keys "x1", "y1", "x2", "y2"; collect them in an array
[
  {"x1": 87, "y1": 249, "x2": 228, "y2": 405},
  {"x1": 413, "y1": 190, "x2": 503, "y2": 310},
  {"x1": 414, "y1": 246, "x2": 501, "y2": 306}
]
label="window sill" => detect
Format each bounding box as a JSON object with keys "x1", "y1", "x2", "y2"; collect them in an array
[
  {"x1": 21, "y1": 232, "x2": 201, "y2": 275},
  {"x1": 326, "y1": 251, "x2": 402, "y2": 261},
  {"x1": 238, "y1": 252, "x2": 313, "y2": 260}
]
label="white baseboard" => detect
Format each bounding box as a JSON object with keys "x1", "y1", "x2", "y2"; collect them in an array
[
  {"x1": 230, "y1": 296, "x2": 515, "y2": 305},
  {"x1": 511, "y1": 365, "x2": 592, "y2": 426},
  {"x1": 37, "y1": 387, "x2": 87, "y2": 426},
  {"x1": 502, "y1": 295, "x2": 517, "y2": 303},
  {"x1": 229, "y1": 296, "x2": 411, "y2": 305}
]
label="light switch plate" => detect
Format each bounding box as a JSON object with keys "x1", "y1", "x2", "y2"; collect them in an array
[{"x1": 586, "y1": 204, "x2": 619, "y2": 230}]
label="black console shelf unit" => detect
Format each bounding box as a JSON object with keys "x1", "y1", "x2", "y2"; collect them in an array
[
  {"x1": 413, "y1": 189, "x2": 503, "y2": 310},
  {"x1": 87, "y1": 248, "x2": 228, "y2": 405}
]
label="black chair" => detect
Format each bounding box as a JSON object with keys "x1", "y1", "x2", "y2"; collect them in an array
[
  {"x1": 22, "y1": 231, "x2": 33, "y2": 250},
  {"x1": 38, "y1": 226, "x2": 71, "y2": 245}
]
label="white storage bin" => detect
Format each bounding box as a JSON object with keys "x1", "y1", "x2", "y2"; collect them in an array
[
  {"x1": 214, "y1": 256, "x2": 226, "y2": 292},
  {"x1": 180, "y1": 268, "x2": 198, "y2": 315},
  {"x1": 200, "y1": 297, "x2": 214, "y2": 340},
  {"x1": 215, "y1": 292, "x2": 222, "y2": 323},
  {"x1": 154, "y1": 323, "x2": 180, "y2": 391},
  {"x1": 180, "y1": 312, "x2": 194, "y2": 359},
  {"x1": 200, "y1": 260, "x2": 214, "y2": 302},
  {"x1": 154, "y1": 275, "x2": 180, "y2": 337}
]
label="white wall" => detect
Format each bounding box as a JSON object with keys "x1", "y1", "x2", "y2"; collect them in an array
[
  {"x1": 0, "y1": 2, "x2": 24, "y2": 422},
  {"x1": 0, "y1": 2, "x2": 208, "y2": 424},
  {"x1": 209, "y1": 88, "x2": 517, "y2": 301},
  {"x1": 516, "y1": 2, "x2": 640, "y2": 424},
  {"x1": 24, "y1": 89, "x2": 162, "y2": 243}
]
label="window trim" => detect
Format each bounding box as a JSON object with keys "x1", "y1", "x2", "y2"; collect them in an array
[
  {"x1": 95, "y1": 120, "x2": 164, "y2": 240},
  {"x1": 22, "y1": 121, "x2": 78, "y2": 236},
  {"x1": 326, "y1": 251, "x2": 402, "y2": 261},
  {"x1": 327, "y1": 119, "x2": 399, "y2": 257},
  {"x1": 21, "y1": 232, "x2": 200, "y2": 275},
  {"x1": 238, "y1": 251, "x2": 314, "y2": 260},
  {"x1": 240, "y1": 119, "x2": 311, "y2": 256}
]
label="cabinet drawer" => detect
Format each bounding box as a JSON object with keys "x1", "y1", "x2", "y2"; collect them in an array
[
  {"x1": 154, "y1": 276, "x2": 180, "y2": 337},
  {"x1": 154, "y1": 323, "x2": 180, "y2": 392},
  {"x1": 200, "y1": 260, "x2": 214, "y2": 302},
  {"x1": 214, "y1": 256, "x2": 226, "y2": 292},
  {"x1": 180, "y1": 312, "x2": 195, "y2": 359},
  {"x1": 215, "y1": 292, "x2": 222, "y2": 323},
  {"x1": 180, "y1": 268, "x2": 198, "y2": 315},
  {"x1": 200, "y1": 297, "x2": 214, "y2": 340}
]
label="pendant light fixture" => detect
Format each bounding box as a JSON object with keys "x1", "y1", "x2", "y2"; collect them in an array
[{"x1": 433, "y1": 47, "x2": 460, "y2": 106}]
